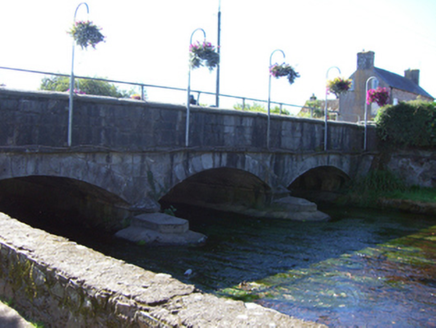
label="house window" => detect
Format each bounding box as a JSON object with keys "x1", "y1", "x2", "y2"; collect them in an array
[
  {"x1": 349, "y1": 79, "x2": 354, "y2": 91},
  {"x1": 393, "y1": 98, "x2": 398, "y2": 105}
]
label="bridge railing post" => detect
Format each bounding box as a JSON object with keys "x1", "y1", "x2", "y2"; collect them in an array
[
  {"x1": 186, "y1": 28, "x2": 207, "y2": 147},
  {"x1": 324, "y1": 66, "x2": 341, "y2": 151},
  {"x1": 364, "y1": 76, "x2": 378, "y2": 151},
  {"x1": 68, "y1": 2, "x2": 90, "y2": 147},
  {"x1": 268, "y1": 49, "x2": 286, "y2": 149},
  {"x1": 141, "y1": 85, "x2": 145, "y2": 100}
]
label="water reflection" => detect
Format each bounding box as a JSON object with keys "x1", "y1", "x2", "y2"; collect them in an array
[
  {"x1": 247, "y1": 225, "x2": 436, "y2": 326},
  {"x1": 6, "y1": 205, "x2": 436, "y2": 327}
]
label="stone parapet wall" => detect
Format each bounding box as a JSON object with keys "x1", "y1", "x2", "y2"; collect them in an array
[
  {"x1": 0, "y1": 213, "x2": 323, "y2": 328},
  {"x1": 0, "y1": 89, "x2": 376, "y2": 152}
]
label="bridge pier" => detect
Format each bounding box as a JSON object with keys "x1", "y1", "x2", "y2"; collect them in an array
[{"x1": 115, "y1": 212, "x2": 207, "y2": 245}]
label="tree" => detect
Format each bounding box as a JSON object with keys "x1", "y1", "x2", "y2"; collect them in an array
[
  {"x1": 39, "y1": 76, "x2": 136, "y2": 98},
  {"x1": 298, "y1": 99, "x2": 324, "y2": 118},
  {"x1": 233, "y1": 102, "x2": 290, "y2": 115}
]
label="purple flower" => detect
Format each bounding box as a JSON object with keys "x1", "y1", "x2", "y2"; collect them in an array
[{"x1": 367, "y1": 87, "x2": 389, "y2": 106}]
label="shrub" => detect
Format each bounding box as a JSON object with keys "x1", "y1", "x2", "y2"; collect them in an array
[{"x1": 375, "y1": 101, "x2": 436, "y2": 148}]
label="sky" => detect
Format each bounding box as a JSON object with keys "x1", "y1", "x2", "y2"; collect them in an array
[{"x1": 1, "y1": 0, "x2": 435, "y2": 113}]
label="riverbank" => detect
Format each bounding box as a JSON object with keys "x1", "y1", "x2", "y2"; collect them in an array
[
  {"x1": 330, "y1": 196, "x2": 436, "y2": 218},
  {"x1": 377, "y1": 198, "x2": 436, "y2": 216},
  {"x1": 330, "y1": 176, "x2": 436, "y2": 217},
  {"x1": 333, "y1": 192, "x2": 436, "y2": 217}
]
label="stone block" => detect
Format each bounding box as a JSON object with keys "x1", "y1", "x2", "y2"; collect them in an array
[
  {"x1": 132, "y1": 213, "x2": 189, "y2": 234},
  {"x1": 130, "y1": 198, "x2": 161, "y2": 214}
]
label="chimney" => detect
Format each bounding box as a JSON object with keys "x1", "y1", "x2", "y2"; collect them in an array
[
  {"x1": 404, "y1": 69, "x2": 420, "y2": 85},
  {"x1": 357, "y1": 51, "x2": 375, "y2": 70}
]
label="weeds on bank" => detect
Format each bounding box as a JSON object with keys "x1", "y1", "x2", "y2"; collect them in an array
[
  {"x1": 342, "y1": 170, "x2": 436, "y2": 207},
  {"x1": 345, "y1": 170, "x2": 405, "y2": 206},
  {"x1": 387, "y1": 185, "x2": 436, "y2": 203}
]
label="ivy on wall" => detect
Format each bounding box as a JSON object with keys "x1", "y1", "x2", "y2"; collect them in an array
[{"x1": 375, "y1": 101, "x2": 436, "y2": 148}]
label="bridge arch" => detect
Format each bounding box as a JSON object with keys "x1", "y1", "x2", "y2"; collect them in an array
[
  {"x1": 287, "y1": 165, "x2": 351, "y2": 202},
  {"x1": 0, "y1": 175, "x2": 131, "y2": 230},
  {"x1": 0, "y1": 152, "x2": 138, "y2": 205},
  {"x1": 160, "y1": 167, "x2": 272, "y2": 210}
]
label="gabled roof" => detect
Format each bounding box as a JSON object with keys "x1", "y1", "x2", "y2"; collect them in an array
[{"x1": 374, "y1": 67, "x2": 433, "y2": 99}]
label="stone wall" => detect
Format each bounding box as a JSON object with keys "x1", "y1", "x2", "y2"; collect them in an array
[
  {"x1": 0, "y1": 149, "x2": 376, "y2": 217},
  {"x1": 0, "y1": 89, "x2": 376, "y2": 152},
  {"x1": 391, "y1": 88, "x2": 433, "y2": 104},
  {"x1": 0, "y1": 213, "x2": 323, "y2": 328},
  {"x1": 384, "y1": 150, "x2": 436, "y2": 188}
]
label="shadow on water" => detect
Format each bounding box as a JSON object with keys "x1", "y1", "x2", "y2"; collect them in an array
[{"x1": 2, "y1": 203, "x2": 436, "y2": 327}]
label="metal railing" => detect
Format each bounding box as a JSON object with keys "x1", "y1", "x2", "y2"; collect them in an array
[
  {"x1": 0, "y1": 65, "x2": 318, "y2": 115},
  {"x1": 0, "y1": 66, "x2": 368, "y2": 151}
]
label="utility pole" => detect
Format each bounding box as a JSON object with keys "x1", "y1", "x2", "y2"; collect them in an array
[{"x1": 215, "y1": 0, "x2": 221, "y2": 108}]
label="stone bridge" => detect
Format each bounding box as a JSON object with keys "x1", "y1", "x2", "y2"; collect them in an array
[{"x1": 0, "y1": 89, "x2": 377, "y2": 229}]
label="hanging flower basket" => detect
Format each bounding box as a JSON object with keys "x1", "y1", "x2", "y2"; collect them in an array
[
  {"x1": 367, "y1": 87, "x2": 390, "y2": 106},
  {"x1": 189, "y1": 41, "x2": 220, "y2": 71},
  {"x1": 327, "y1": 77, "x2": 352, "y2": 98},
  {"x1": 68, "y1": 20, "x2": 105, "y2": 49},
  {"x1": 269, "y1": 63, "x2": 300, "y2": 85}
]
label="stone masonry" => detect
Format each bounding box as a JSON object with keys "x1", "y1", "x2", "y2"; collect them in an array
[
  {"x1": 0, "y1": 88, "x2": 374, "y2": 152},
  {"x1": 0, "y1": 88, "x2": 377, "y2": 228},
  {"x1": 0, "y1": 213, "x2": 325, "y2": 328}
]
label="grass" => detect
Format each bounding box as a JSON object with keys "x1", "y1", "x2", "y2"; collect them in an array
[
  {"x1": 385, "y1": 186, "x2": 436, "y2": 203},
  {"x1": 341, "y1": 170, "x2": 436, "y2": 207}
]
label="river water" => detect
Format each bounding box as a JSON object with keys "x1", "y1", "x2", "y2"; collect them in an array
[{"x1": 14, "y1": 205, "x2": 436, "y2": 327}]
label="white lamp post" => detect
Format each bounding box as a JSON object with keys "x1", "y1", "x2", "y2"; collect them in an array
[
  {"x1": 364, "y1": 76, "x2": 378, "y2": 151},
  {"x1": 186, "y1": 28, "x2": 206, "y2": 147},
  {"x1": 68, "y1": 2, "x2": 89, "y2": 147},
  {"x1": 267, "y1": 49, "x2": 285, "y2": 149}
]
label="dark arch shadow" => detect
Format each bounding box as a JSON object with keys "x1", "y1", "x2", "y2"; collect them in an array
[
  {"x1": 160, "y1": 167, "x2": 272, "y2": 212},
  {"x1": 289, "y1": 166, "x2": 350, "y2": 203},
  {"x1": 0, "y1": 176, "x2": 130, "y2": 232}
]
